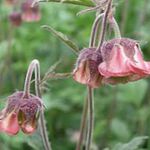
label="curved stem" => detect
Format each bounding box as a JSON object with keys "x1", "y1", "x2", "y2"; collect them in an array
[
  {"x1": 89, "y1": 13, "x2": 104, "y2": 47},
  {"x1": 76, "y1": 96, "x2": 88, "y2": 150},
  {"x1": 109, "y1": 16, "x2": 121, "y2": 38},
  {"x1": 96, "y1": 0, "x2": 112, "y2": 51},
  {"x1": 34, "y1": 61, "x2": 52, "y2": 150},
  {"x1": 23, "y1": 59, "x2": 52, "y2": 150},
  {"x1": 86, "y1": 86, "x2": 94, "y2": 150},
  {"x1": 23, "y1": 59, "x2": 39, "y2": 97}
]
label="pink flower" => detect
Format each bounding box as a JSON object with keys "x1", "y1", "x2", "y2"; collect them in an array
[
  {"x1": 0, "y1": 91, "x2": 42, "y2": 135},
  {"x1": 73, "y1": 48, "x2": 103, "y2": 88},
  {"x1": 98, "y1": 38, "x2": 150, "y2": 84},
  {"x1": 21, "y1": 0, "x2": 41, "y2": 22},
  {"x1": 9, "y1": 12, "x2": 22, "y2": 27}
]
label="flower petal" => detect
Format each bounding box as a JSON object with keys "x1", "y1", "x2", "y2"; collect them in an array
[
  {"x1": 0, "y1": 112, "x2": 19, "y2": 135},
  {"x1": 99, "y1": 44, "x2": 132, "y2": 77},
  {"x1": 129, "y1": 45, "x2": 150, "y2": 75},
  {"x1": 73, "y1": 60, "x2": 90, "y2": 85},
  {"x1": 21, "y1": 118, "x2": 37, "y2": 134}
]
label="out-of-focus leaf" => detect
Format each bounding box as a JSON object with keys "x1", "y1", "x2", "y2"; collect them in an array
[
  {"x1": 0, "y1": 41, "x2": 8, "y2": 59},
  {"x1": 42, "y1": 94, "x2": 70, "y2": 111},
  {"x1": 112, "y1": 136, "x2": 148, "y2": 150},
  {"x1": 111, "y1": 118, "x2": 131, "y2": 140},
  {"x1": 42, "y1": 25, "x2": 79, "y2": 54},
  {"x1": 26, "y1": 133, "x2": 44, "y2": 150},
  {"x1": 117, "y1": 80, "x2": 148, "y2": 106}
]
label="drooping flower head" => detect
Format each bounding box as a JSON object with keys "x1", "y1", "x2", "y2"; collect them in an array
[
  {"x1": 73, "y1": 48, "x2": 103, "y2": 88},
  {"x1": 21, "y1": 0, "x2": 41, "y2": 22},
  {"x1": 9, "y1": 12, "x2": 22, "y2": 27},
  {"x1": 99, "y1": 38, "x2": 150, "y2": 84},
  {"x1": 0, "y1": 91, "x2": 42, "y2": 135}
]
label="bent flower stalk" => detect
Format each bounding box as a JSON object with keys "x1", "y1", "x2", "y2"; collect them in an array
[{"x1": 0, "y1": 60, "x2": 43, "y2": 135}]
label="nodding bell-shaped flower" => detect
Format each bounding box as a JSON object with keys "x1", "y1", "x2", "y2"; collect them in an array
[
  {"x1": 21, "y1": 0, "x2": 41, "y2": 22},
  {"x1": 0, "y1": 91, "x2": 42, "y2": 135},
  {"x1": 73, "y1": 48, "x2": 103, "y2": 88},
  {"x1": 9, "y1": 12, "x2": 22, "y2": 27},
  {"x1": 98, "y1": 38, "x2": 150, "y2": 84}
]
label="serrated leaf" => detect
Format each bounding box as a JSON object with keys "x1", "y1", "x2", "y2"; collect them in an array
[
  {"x1": 112, "y1": 136, "x2": 148, "y2": 150},
  {"x1": 42, "y1": 25, "x2": 79, "y2": 55}
]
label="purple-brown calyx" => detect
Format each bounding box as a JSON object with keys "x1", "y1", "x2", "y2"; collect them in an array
[{"x1": 73, "y1": 48, "x2": 103, "y2": 88}]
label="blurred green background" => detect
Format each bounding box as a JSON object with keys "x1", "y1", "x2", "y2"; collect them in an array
[{"x1": 0, "y1": 0, "x2": 150, "y2": 149}]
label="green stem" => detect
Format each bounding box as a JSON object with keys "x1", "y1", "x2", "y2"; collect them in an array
[
  {"x1": 89, "y1": 13, "x2": 104, "y2": 47},
  {"x1": 86, "y1": 86, "x2": 94, "y2": 150},
  {"x1": 97, "y1": 0, "x2": 112, "y2": 51},
  {"x1": 75, "y1": 96, "x2": 88, "y2": 150}
]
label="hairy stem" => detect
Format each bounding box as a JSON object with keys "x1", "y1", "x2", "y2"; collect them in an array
[
  {"x1": 23, "y1": 59, "x2": 39, "y2": 97},
  {"x1": 24, "y1": 59, "x2": 52, "y2": 150},
  {"x1": 34, "y1": 61, "x2": 52, "y2": 150},
  {"x1": 75, "y1": 96, "x2": 88, "y2": 150},
  {"x1": 76, "y1": 13, "x2": 103, "y2": 150},
  {"x1": 86, "y1": 86, "x2": 94, "y2": 150},
  {"x1": 89, "y1": 13, "x2": 104, "y2": 47},
  {"x1": 97, "y1": 0, "x2": 112, "y2": 51}
]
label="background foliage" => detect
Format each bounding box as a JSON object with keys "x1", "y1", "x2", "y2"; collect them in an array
[{"x1": 0, "y1": 0, "x2": 150, "y2": 149}]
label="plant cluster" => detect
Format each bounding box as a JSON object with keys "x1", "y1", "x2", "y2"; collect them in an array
[{"x1": 0, "y1": 0, "x2": 150, "y2": 150}]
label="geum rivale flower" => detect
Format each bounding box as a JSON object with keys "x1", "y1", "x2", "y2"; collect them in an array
[
  {"x1": 99, "y1": 38, "x2": 150, "y2": 84},
  {"x1": 0, "y1": 91, "x2": 42, "y2": 135},
  {"x1": 21, "y1": 0, "x2": 41, "y2": 22},
  {"x1": 73, "y1": 48, "x2": 103, "y2": 88}
]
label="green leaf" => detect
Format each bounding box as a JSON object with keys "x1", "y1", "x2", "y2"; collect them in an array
[
  {"x1": 42, "y1": 0, "x2": 94, "y2": 7},
  {"x1": 42, "y1": 25, "x2": 79, "y2": 55},
  {"x1": 112, "y1": 136, "x2": 148, "y2": 150},
  {"x1": 117, "y1": 80, "x2": 148, "y2": 106},
  {"x1": 111, "y1": 118, "x2": 131, "y2": 140},
  {"x1": 26, "y1": 133, "x2": 44, "y2": 150}
]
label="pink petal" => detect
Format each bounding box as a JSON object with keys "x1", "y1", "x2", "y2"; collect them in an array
[
  {"x1": 0, "y1": 112, "x2": 19, "y2": 135},
  {"x1": 21, "y1": 119, "x2": 37, "y2": 134},
  {"x1": 129, "y1": 45, "x2": 150, "y2": 75},
  {"x1": 73, "y1": 61, "x2": 90, "y2": 85},
  {"x1": 73, "y1": 60, "x2": 101, "y2": 88},
  {"x1": 99, "y1": 44, "x2": 132, "y2": 77}
]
